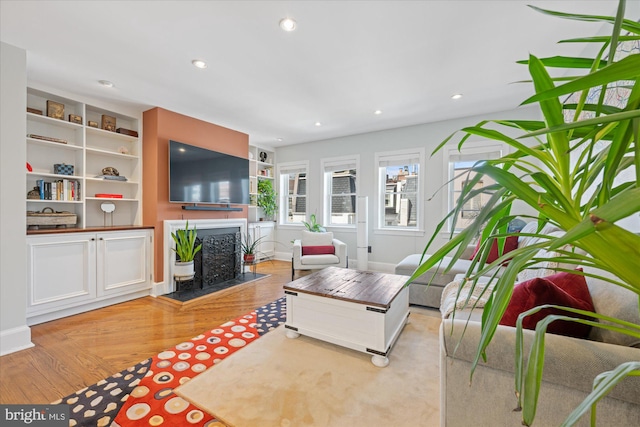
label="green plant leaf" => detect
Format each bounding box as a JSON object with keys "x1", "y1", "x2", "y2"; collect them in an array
[
  {"x1": 516, "y1": 56, "x2": 601, "y2": 69},
  {"x1": 522, "y1": 55, "x2": 640, "y2": 106}
]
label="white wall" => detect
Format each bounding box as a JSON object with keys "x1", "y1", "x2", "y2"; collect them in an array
[
  {"x1": 275, "y1": 105, "x2": 541, "y2": 270},
  {"x1": 0, "y1": 42, "x2": 32, "y2": 355}
]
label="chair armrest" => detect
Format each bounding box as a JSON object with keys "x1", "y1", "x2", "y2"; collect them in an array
[
  {"x1": 333, "y1": 238, "x2": 347, "y2": 258},
  {"x1": 292, "y1": 239, "x2": 302, "y2": 265}
]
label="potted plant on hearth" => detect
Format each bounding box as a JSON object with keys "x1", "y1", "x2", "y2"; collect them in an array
[
  {"x1": 171, "y1": 221, "x2": 202, "y2": 280},
  {"x1": 241, "y1": 232, "x2": 266, "y2": 264}
]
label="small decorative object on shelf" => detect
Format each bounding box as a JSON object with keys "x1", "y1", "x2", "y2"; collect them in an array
[
  {"x1": 102, "y1": 166, "x2": 119, "y2": 176},
  {"x1": 118, "y1": 146, "x2": 129, "y2": 155},
  {"x1": 95, "y1": 193, "x2": 123, "y2": 198},
  {"x1": 27, "y1": 187, "x2": 40, "y2": 199},
  {"x1": 101, "y1": 114, "x2": 116, "y2": 132},
  {"x1": 53, "y1": 163, "x2": 74, "y2": 176},
  {"x1": 27, "y1": 134, "x2": 67, "y2": 144},
  {"x1": 26, "y1": 162, "x2": 32, "y2": 172},
  {"x1": 259, "y1": 151, "x2": 267, "y2": 162},
  {"x1": 116, "y1": 128, "x2": 138, "y2": 137},
  {"x1": 27, "y1": 107, "x2": 42, "y2": 115},
  {"x1": 88, "y1": 120, "x2": 99, "y2": 128},
  {"x1": 100, "y1": 201, "x2": 116, "y2": 226},
  {"x1": 27, "y1": 207, "x2": 77, "y2": 229},
  {"x1": 68, "y1": 114, "x2": 82, "y2": 124},
  {"x1": 46, "y1": 100, "x2": 64, "y2": 120}
]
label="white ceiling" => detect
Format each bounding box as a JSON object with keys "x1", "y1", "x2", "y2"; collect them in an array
[{"x1": 1, "y1": 1, "x2": 634, "y2": 148}]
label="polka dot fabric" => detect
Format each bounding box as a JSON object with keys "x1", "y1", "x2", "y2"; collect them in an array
[
  {"x1": 111, "y1": 297, "x2": 286, "y2": 426},
  {"x1": 53, "y1": 359, "x2": 152, "y2": 427}
]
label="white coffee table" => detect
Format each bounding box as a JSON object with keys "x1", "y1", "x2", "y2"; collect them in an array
[{"x1": 283, "y1": 267, "x2": 410, "y2": 367}]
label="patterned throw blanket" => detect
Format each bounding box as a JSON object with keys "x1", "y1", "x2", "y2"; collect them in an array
[{"x1": 439, "y1": 278, "x2": 495, "y2": 319}]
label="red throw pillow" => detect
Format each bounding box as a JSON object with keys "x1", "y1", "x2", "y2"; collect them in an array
[
  {"x1": 499, "y1": 270, "x2": 594, "y2": 338},
  {"x1": 469, "y1": 235, "x2": 519, "y2": 263},
  {"x1": 302, "y1": 245, "x2": 335, "y2": 256}
]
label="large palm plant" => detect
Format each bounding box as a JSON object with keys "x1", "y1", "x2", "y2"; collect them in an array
[{"x1": 409, "y1": 1, "x2": 640, "y2": 425}]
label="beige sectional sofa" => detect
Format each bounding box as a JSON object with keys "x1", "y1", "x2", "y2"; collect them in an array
[
  {"x1": 395, "y1": 221, "x2": 549, "y2": 308},
  {"x1": 432, "y1": 223, "x2": 640, "y2": 425},
  {"x1": 440, "y1": 264, "x2": 640, "y2": 426},
  {"x1": 396, "y1": 222, "x2": 640, "y2": 424}
]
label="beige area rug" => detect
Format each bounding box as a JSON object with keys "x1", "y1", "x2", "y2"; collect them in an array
[{"x1": 175, "y1": 310, "x2": 441, "y2": 427}]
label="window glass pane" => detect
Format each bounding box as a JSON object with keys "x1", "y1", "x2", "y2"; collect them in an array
[
  {"x1": 282, "y1": 171, "x2": 306, "y2": 224},
  {"x1": 451, "y1": 163, "x2": 496, "y2": 231},
  {"x1": 381, "y1": 162, "x2": 419, "y2": 227},
  {"x1": 327, "y1": 168, "x2": 356, "y2": 226},
  {"x1": 287, "y1": 173, "x2": 306, "y2": 196}
]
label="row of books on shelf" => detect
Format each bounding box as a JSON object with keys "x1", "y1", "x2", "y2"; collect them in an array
[{"x1": 35, "y1": 179, "x2": 81, "y2": 201}]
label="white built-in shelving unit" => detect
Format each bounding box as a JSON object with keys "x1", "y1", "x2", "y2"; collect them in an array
[
  {"x1": 26, "y1": 88, "x2": 142, "y2": 227},
  {"x1": 248, "y1": 145, "x2": 275, "y2": 223}
]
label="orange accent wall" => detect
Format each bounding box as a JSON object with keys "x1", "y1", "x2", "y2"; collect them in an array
[{"x1": 143, "y1": 107, "x2": 249, "y2": 283}]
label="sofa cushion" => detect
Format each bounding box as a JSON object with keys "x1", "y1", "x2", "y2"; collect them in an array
[
  {"x1": 300, "y1": 254, "x2": 339, "y2": 265},
  {"x1": 469, "y1": 235, "x2": 519, "y2": 264},
  {"x1": 500, "y1": 270, "x2": 594, "y2": 338},
  {"x1": 395, "y1": 254, "x2": 485, "y2": 287},
  {"x1": 582, "y1": 265, "x2": 640, "y2": 346},
  {"x1": 301, "y1": 231, "x2": 333, "y2": 246},
  {"x1": 516, "y1": 230, "x2": 588, "y2": 283},
  {"x1": 302, "y1": 245, "x2": 335, "y2": 256},
  {"x1": 517, "y1": 222, "x2": 560, "y2": 248}
]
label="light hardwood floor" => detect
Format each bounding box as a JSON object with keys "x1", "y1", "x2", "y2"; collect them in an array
[{"x1": 0, "y1": 260, "x2": 294, "y2": 404}]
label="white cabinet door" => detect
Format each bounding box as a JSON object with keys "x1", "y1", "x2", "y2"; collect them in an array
[
  {"x1": 251, "y1": 222, "x2": 275, "y2": 260},
  {"x1": 97, "y1": 230, "x2": 151, "y2": 297},
  {"x1": 26, "y1": 233, "x2": 96, "y2": 316}
]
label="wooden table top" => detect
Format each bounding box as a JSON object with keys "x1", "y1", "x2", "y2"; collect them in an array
[{"x1": 283, "y1": 267, "x2": 410, "y2": 308}]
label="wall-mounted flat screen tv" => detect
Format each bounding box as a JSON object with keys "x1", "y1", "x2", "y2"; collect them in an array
[{"x1": 169, "y1": 140, "x2": 249, "y2": 205}]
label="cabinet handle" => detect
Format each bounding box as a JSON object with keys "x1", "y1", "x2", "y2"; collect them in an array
[
  {"x1": 91, "y1": 238, "x2": 96, "y2": 241},
  {"x1": 99, "y1": 237, "x2": 104, "y2": 240}
]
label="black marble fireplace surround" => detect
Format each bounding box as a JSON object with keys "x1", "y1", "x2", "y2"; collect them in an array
[{"x1": 166, "y1": 226, "x2": 265, "y2": 302}]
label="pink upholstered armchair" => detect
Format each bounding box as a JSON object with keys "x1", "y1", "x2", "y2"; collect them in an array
[{"x1": 292, "y1": 231, "x2": 347, "y2": 280}]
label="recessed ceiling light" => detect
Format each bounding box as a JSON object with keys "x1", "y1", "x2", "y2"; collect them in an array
[
  {"x1": 279, "y1": 17, "x2": 297, "y2": 32},
  {"x1": 451, "y1": 93, "x2": 463, "y2": 100},
  {"x1": 276, "y1": 138, "x2": 283, "y2": 142},
  {"x1": 374, "y1": 110, "x2": 382, "y2": 115},
  {"x1": 98, "y1": 80, "x2": 114, "y2": 88},
  {"x1": 192, "y1": 59, "x2": 208, "y2": 69},
  {"x1": 315, "y1": 122, "x2": 322, "y2": 127}
]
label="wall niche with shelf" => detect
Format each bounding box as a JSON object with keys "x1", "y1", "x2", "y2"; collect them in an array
[
  {"x1": 248, "y1": 145, "x2": 275, "y2": 222},
  {"x1": 26, "y1": 88, "x2": 142, "y2": 229}
]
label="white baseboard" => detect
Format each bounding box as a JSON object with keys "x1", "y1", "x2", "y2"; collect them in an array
[
  {"x1": 0, "y1": 325, "x2": 34, "y2": 356},
  {"x1": 151, "y1": 279, "x2": 170, "y2": 297}
]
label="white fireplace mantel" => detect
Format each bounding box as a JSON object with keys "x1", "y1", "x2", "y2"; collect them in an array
[{"x1": 160, "y1": 219, "x2": 247, "y2": 295}]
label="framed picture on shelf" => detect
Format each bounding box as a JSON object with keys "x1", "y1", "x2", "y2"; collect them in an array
[
  {"x1": 46, "y1": 100, "x2": 64, "y2": 120},
  {"x1": 88, "y1": 120, "x2": 99, "y2": 128},
  {"x1": 68, "y1": 114, "x2": 82, "y2": 124},
  {"x1": 101, "y1": 114, "x2": 116, "y2": 132}
]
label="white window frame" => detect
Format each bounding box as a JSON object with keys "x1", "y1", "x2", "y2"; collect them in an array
[
  {"x1": 321, "y1": 155, "x2": 359, "y2": 229},
  {"x1": 443, "y1": 142, "x2": 503, "y2": 233},
  {"x1": 374, "y1": 148, "x2": 425, "y2": 234},
  {"x1": 277, "y1": 161, "x2": 309, "y2": 227}
]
